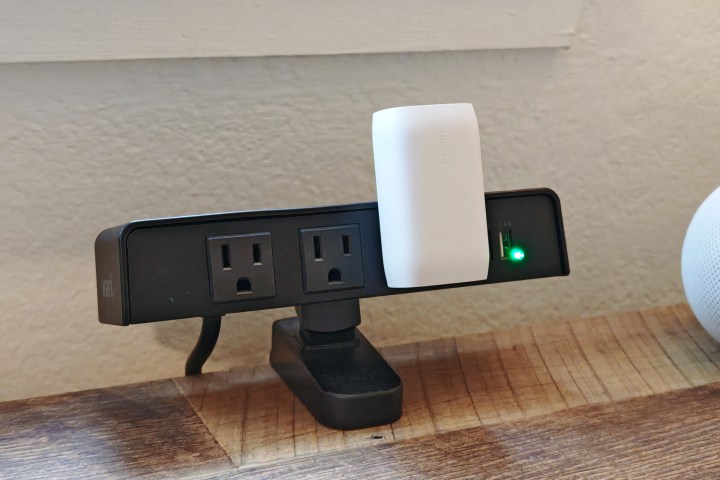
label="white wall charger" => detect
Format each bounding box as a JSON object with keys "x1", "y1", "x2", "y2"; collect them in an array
[{"x1": 372, "y1": 103, "x2": 490, "y2": 288}]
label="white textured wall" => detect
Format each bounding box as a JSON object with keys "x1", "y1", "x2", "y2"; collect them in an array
[{"x1": 2, "y1": 0, "x2": 720, "y2": 402}]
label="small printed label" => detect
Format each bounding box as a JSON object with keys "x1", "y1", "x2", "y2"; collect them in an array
[
  {"x1": 101, "y1": 273, "x2": 115, "y2": 298},
  {"x1": 438, "y1": 130, "x2": 448, "y2": 166}
]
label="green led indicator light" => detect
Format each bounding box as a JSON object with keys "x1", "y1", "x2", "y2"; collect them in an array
[{"x1": 510, "y1": 247, "x2": 525, "y2": 262}]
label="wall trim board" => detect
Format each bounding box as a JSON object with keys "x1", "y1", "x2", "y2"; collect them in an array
[{"x1": 0, "y1": 0, "x2": 584, "y2": 64}]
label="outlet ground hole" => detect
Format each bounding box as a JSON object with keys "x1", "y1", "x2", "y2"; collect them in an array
[
  {"x1": 237, "y1": 277, "x2": 252, "y2": 294},
  {"x1": 328, "y1": 268, "x2": 343, "y2": 284}
]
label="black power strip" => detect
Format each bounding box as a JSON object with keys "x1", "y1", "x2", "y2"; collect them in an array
[
  {"x1": 95, "y1": 188, "x2": 569, "y2": 325},
  {"x1": 94, "y1": 188, "x2": 569, "y2": 429}
]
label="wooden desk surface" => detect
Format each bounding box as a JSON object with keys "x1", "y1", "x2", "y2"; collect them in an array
[{"x1": 2, "y1": 304, "x2": 719, "y2": 478}]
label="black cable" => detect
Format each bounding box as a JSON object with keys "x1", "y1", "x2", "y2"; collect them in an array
[{"x1": 185, "y1": 316, "x2": 222, "y2": 376}]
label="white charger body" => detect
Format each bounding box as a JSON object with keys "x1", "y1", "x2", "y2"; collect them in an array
[{"x1": 372, "y1": 103, "x2": 490, "y2": 288}]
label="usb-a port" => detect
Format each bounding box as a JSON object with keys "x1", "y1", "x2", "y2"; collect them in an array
[
  {"x1": 498, "y1": 229, "x2": 512, "y2": 260},
  {"x1": 497, "y1": 228, "x2": 526, "y2": 263}
]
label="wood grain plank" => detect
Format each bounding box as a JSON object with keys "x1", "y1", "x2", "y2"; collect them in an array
[
  {"x1": 0, "y1": 380, "x2": 232, "y2": 479},
  {"x1": 228, "y1": 382, "x2": 720, "y2": 479},
  {"x1": 4, "y1": 305, "x2": 720, "y2": 478},
  {"x1": 531, "y1": 321, "x2": 610, "y2": 406},
  {"x1": 382, "y1": 343, "x2": 437, "y2": 441},
  {"x1": 240, "y1": 365, "x2": 295, "y2": 465},
  {"x1": 416, "y1": 337, "x2": 482, "y2": 432},
  {"x1": 671, "y1": 304, "x2": 720, "y2": 370},
  {"x1": 606, "y1": 311, "x2": 690, "y2": 393},
  {"x1": 493, "y1": 326, "x2": 567, "y2": 417},
  {"x1": 571, "y1": 316, "x2": 654, "y2": 401},
  {"x1": 174, "y1": 368, "x2": 254, "y2": 465},
  {"x1": 456, "y1": 331, "x2": 524, "y2": 424},
  {"x1": 173, "y1": 305, "x2": 720, "y2": 469},
  {"x1": 289, "y1": 396, "x2": 319, "y2": 457},
  {"x1": 640, "y1": 307, "x2": 720, "y2": 386}
]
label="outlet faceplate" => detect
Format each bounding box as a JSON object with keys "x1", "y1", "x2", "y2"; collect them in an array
[
  {"x1": 299, "y1": 225, "x2": 365, "y2": 293},
  {"x1": 207, "y1": 233, "x2": 276, "y2": 303}
]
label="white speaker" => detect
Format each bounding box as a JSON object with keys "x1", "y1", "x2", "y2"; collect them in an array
[{"x1": 681, "y1": 186, "x2": 720, "y2": 342}]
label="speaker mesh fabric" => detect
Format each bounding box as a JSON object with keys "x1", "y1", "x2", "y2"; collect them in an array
[{"x1": 682, "y1": 186, "x2": 720, "y2": 342}]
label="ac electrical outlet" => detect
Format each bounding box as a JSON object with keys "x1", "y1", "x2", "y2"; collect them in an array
[
  {"x1": 299, "y1": 225, "x2": 365, "y2": 293},
  {"x1": 207, "y1": 233, "x2": 276, "y2": 303}
]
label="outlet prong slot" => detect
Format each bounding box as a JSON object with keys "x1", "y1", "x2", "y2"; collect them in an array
[
  {"x1": 222, "y1": 244, "x2": 231, "y2": 270},
  {"x1": 253, "y1": 243, "x2": 262, "y2": 264},
  {"x1": 313, "y1": 236, "x2": 323, "y2": 260},
  {"x1": 342, "y1": 235, "x2": 351, "y2": 255}
]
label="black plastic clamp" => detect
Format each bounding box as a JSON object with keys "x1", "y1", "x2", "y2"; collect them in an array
[{"x1": 270, "y1": 299, "x2": 402, "y2": 430}]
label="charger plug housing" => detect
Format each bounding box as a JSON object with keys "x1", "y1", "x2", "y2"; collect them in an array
[{"x1": 373, "y1": 103, "x2": 489, "y2": 288}]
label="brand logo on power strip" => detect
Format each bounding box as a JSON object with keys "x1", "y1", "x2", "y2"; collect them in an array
[{"x1": 102, "y1": 273, "x2": 115, "y2": 298}]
